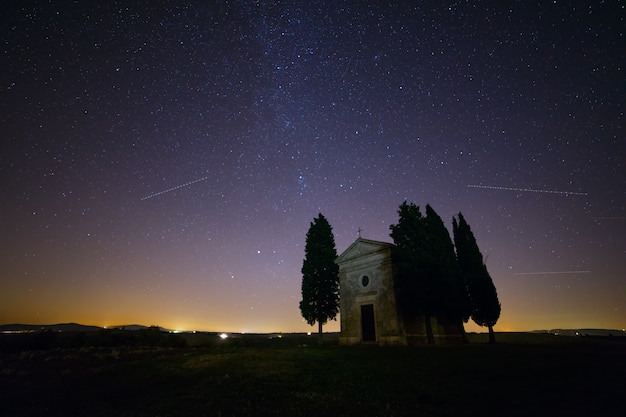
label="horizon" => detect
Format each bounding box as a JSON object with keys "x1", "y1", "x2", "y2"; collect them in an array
[{"x1": 2, "y1": 319, "x2": 625, "y2": 336}]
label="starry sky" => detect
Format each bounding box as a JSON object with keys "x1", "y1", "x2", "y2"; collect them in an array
[{"x1": 1, "y1": 1, "x2": 624, "y2": 333}]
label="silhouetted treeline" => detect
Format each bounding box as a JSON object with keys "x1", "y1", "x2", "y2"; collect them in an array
[{"x1": 0, "y1": 327, "x2": 187, "y2": 354}]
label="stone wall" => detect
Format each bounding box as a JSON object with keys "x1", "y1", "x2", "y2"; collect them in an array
[{"x1": 336, "y1": 239, "x2": 406, "y2": 345}]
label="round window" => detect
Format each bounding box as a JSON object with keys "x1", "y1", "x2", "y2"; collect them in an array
[{"x1": 361, "y1": 275, "x2": 370, "y2": 287}]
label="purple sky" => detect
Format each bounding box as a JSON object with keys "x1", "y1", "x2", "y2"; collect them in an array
[{"x1": 1, "y1": 1, "x2": 624, "y2": 332}]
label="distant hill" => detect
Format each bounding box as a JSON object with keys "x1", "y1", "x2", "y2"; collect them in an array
[
  {"x1": 0, "y1": 323, "x2": 172, "y2": 333},
  {"x1": 0, "y1": 323, "x2": 102, "y2": 333},
  {"x1": 106, "y1": 324, "x2": 172, "y2": 332}
]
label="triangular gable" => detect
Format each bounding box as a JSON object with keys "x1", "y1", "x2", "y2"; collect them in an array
[{"x1": 335, "y1": 238, "x2": 394, "y2": 265}]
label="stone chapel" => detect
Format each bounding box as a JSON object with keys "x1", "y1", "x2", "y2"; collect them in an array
[{"x1": 335, "y1": 237, "x2": 465, "y2": 345}]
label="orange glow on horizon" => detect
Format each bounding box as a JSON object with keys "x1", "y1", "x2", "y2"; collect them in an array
[{"x1": 2, "y1": 267, "x2": 623, "y2": 334}]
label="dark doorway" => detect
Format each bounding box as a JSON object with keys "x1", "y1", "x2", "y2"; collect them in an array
[{"x1": 361, "y1": 304, "x2": 376, "y2": 342}]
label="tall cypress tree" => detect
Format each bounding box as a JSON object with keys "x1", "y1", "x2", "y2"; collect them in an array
[
  {"x1": 453, "y1": 213, "x2": 501, "y2": 343},
  {"x1": 300, "y1": 213, "x2": 339, "y2": 344},
  {"x1": 390, "y1": 202, "x2": 440, "y2": 343},
  {"x1": 424, "y1": 205, "x2": 471, "y2": 329}
]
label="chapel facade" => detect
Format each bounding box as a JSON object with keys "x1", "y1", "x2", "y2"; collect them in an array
[{"x1": 335, "y1": 237, "x2": 465, "y2": 345}]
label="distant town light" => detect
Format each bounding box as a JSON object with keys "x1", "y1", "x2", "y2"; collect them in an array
[{"x1": 219, "y1": 333, "x2": 228, "y2": 339}]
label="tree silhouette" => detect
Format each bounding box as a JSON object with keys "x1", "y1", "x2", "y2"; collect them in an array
[
  {"x1": 390, "y1": 203, "x2": 470, "y2": 344},
  {"x1": 390, "y1": 202, "x2": 441, "y2": 343},
  {"x1": 453, "y1": 212, "x2": 501, "y2": 343},
  {"x1": 423, "y1": 205, "x2": 471, "y2": 330},
  {"x1": 300, "y1": 213, "x2": 339, "y2": 344}
]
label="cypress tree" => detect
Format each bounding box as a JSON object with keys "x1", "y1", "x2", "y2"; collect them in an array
[
  {"x1": 424, "y1": 205, "x2": 471, "y2": 329},
  {"x1": 390, "y1": 202, "x2": 439, "y2": 343},
  {"x1": 300, "y1": 213, "x2": 340, "y2": 344},
  {"x1": 453, "y1": 213, "x2": 501, "y2": 343}
]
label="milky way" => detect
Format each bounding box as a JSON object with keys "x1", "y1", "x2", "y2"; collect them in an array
[{"x1": 1, "y1": 1, "x2": 624, "y2": 332}]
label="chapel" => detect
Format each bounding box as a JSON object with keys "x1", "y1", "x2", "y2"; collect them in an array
[{"x1": 335, "y1": 237, "x2": 465, "y2": 345}]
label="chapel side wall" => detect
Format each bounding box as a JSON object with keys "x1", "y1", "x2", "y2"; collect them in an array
[
  {"x1": 403, "y1": 314, "x2": 467, "y2": 345},
  {"x1": 371, "y1": 253, "x2": 406, "y2": 345}
]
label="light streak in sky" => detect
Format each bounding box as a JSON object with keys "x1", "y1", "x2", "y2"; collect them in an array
[
  {"x1": 513, "y1": 271, "x2": 591, "y2": 276},
  {"x1": 140, "y1": 176, "x2": 208, "y2": 201},
  {"x1": 467, "y1": 184, "x2": 588, "y2": 196}
]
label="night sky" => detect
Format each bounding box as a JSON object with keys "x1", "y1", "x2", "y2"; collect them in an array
[{"x1": 2, "y1": 1, "x2": 624, "y2": 333}]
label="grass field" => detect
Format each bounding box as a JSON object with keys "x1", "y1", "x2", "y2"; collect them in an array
[{"x1": 1, "y1": 332, "x2": 624, "y2": 416}]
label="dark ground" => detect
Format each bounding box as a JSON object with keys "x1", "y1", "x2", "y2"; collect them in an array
[{"x1": 1, "y1": 332, "x2": 624, "y2": 417}]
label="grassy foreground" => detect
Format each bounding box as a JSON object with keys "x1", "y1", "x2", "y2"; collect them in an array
[{"x1": 1, "y1": 332, "x2": 624, "y2": 417}]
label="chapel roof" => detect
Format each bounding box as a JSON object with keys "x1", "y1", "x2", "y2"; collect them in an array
[{"x1": 335, "y1": 237, "x2": 394, "y2": 265}]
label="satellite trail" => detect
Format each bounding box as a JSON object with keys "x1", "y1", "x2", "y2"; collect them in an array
[
  {"x1": 513, "y1": 271, "x2": 590, "y2": 276},
  {"x1": 141, "y1": 176, "x2": 208, "y2": 201},
  {"x1": 467, "y1": 184, "x2": 588, "y2": 196}
]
